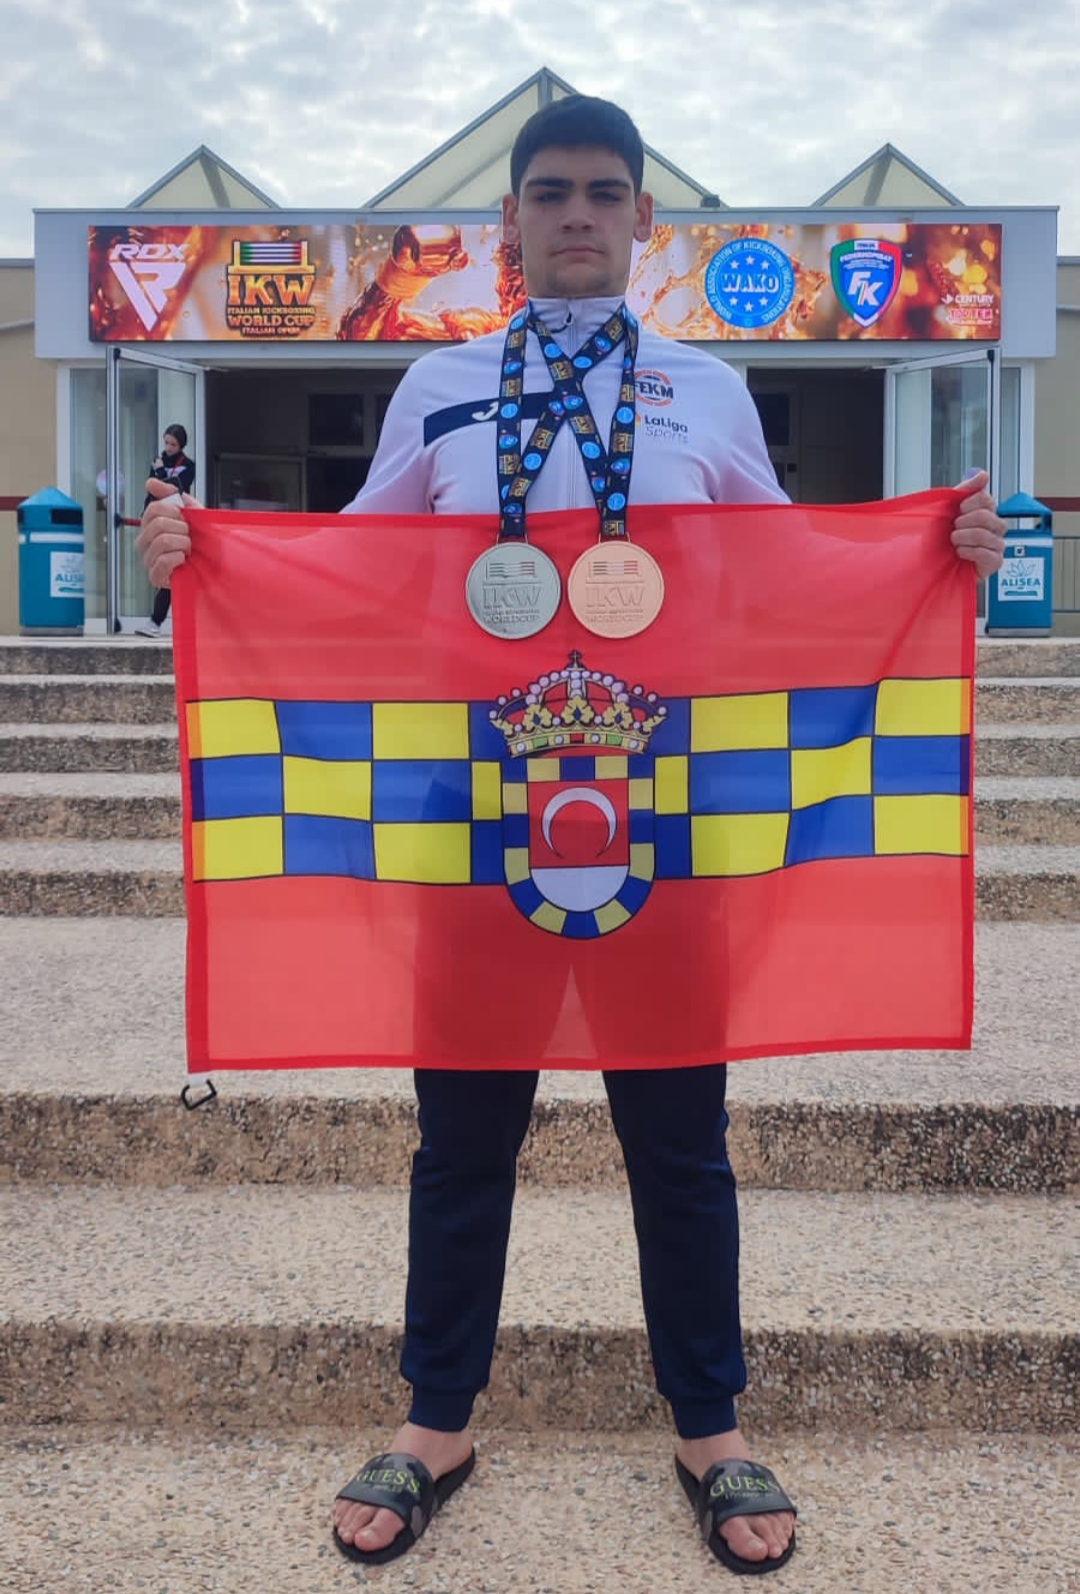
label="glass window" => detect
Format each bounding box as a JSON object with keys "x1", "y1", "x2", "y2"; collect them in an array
[
  {"x1": 309, "y1": 394, "x2": 365, "y2": 448},
  {"x1": 930, "y1": 363, "x2": 988, "y2": 487},
  {"x1": 751, "y1": 391, "x2": 791, "y2": 448}
]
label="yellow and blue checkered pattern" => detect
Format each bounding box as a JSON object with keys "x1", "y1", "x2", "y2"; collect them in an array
[{"x1": 186, "y1": 677, "x2": 971, "y2": 884}]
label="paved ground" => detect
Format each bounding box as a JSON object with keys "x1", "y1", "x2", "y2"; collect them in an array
[{"x1": 2, "y1": 1425, "x2": 1077, "y2": 1594}]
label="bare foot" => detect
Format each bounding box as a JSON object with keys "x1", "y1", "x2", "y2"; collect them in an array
[
  {"x1": 676, "y1": 1428, "x2": 795, "y2": 1565},
  {"x1": 332, "y1": 1421, "x2": 474, "y2": 1557}
]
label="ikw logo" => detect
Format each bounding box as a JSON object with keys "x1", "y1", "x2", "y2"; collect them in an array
[{"x1": 108, "y1": 242, "x2": 189, "y2": 334}]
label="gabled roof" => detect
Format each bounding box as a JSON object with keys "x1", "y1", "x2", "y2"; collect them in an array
[
  {"x1": 813, "y1": 143, "x2": 962, "y2": 208},
  {"x1": 128, "y1": 146, "x2": 279, "y2": 210},
  {"x1": 366, "y1": 68, "x2": 722, "y2": 211}
]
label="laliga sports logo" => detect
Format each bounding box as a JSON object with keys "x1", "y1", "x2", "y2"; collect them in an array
[
  {"x1": 490, "y1": 652, "x2": 667, "y2": 938},
  {"x1": 830, "y1": 238, "x2": 903, "y2": 328},
  {"x1": 108, "y1": 241, "x2": 188, "y2": 334}
]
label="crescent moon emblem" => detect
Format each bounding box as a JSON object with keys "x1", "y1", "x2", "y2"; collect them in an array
[{"x1": 541, "y1": 786, "x2": 617, "y2": 856}]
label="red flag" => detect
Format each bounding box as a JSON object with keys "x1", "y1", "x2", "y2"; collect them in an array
[{"x1": 173, "y1": 494, "x2": 974, "y2": 1072}]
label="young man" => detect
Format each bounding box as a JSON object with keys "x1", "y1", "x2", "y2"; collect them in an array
[
  {"x1": 136, "y1": 424, "x2": 195, "y2": 638},
  {"x1": 138, "y1": 96, "x2": 1005, "y2": 1576}
]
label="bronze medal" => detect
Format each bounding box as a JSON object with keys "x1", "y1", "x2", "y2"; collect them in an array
[{"x1": 567, "y1": 541, "x2": 664, "y2": 639}]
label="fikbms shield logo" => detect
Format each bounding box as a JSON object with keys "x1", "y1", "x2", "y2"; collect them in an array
[
  {"x1": 108, "y1": 241, "x2": 189, "y2": 334},
  {"x1": 831, "y1": 239, "x2": 903, "y2": 328}
]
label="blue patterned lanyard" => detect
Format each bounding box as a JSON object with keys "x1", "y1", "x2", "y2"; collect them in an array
[{"x1": 496, "y1": 303, "x2": 638, "y2": 543}]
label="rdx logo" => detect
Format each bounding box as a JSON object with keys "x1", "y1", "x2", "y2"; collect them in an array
[
  {"x1": 108, "y1": 242, "x2": 189, "y2": 332},
  {"x1": 109, "y1": 243, "x2": 187, "y2": 262}
]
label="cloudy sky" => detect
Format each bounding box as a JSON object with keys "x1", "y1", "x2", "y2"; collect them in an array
[{"x1": 3, "y1": 0, "x2": 1079, "y2": 257}]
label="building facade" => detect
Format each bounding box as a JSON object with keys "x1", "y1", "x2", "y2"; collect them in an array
[{"x1": 3, "y1": 70, "x2": 1075, "y2": 633}]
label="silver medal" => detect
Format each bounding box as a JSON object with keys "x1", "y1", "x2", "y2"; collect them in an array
[{"x1": 466, "y1": 543, "x2": 562, "y2": 639}]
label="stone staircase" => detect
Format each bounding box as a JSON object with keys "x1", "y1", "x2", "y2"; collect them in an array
[{"x1": 0, "y1": 634, "x2": 1077, "y2": 1594}]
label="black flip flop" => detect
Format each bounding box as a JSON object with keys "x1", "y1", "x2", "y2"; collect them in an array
[
  {"x1": 333, "y1": 1448, "x2": 476, "y2": 1566},
  {"x1": 675, "y1": 1455, "x2": 797, "y2": 1576}
]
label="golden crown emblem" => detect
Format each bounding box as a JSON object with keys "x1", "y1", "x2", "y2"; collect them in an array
[{"x1": 490, "y1": 651, "x2": 667, "y2": 759}]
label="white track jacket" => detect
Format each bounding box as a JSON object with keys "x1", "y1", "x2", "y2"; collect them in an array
[{"x1": 341, "y1": 295, "x2": 787, "y2": 517}]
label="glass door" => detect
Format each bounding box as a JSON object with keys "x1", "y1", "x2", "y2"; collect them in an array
[
  {"x1": 884, "y1": 347, "x2": 1000, "y2": 500},
  {"x1": 104, "y1": 346, "x2": 205, "y2": 633}
]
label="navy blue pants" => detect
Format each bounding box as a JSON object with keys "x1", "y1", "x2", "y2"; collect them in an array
[{"x1": 402, "y1": 1064, "x2": 745, "y2": 1439}]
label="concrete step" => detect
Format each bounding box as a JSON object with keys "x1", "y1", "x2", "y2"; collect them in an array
[
  {"x1": 2, "y1": 915, "x2": 1077, "y2": 1195},
  {"x1": 0, "y1": 637, "x2": 171, "y2": 675},
  {"x1": 975, "y1": 723, "x2": 1080, "y2": 776},
  {"x1": 1, "y1": 720, "x2": 1075, "y2": 779},
  {"x1": 975, "y1": 777, "x2": 1080, "y2": 843},
  {"x1": 0, "y1": 838, "x2": 1075, "y2": 919},
  {"x1": 2, "y1": 633, "x2": 1078, "y2": 675},
  {"x1": 1, "y1": 771, "x2": 1077, "y2": 845},
  {"x1": 2, "y1": 674, "x2": 1078, "y2": 730},
  {"x1": 975, "y1": 845, "x2": 1079, "y2": 919},
  {"x1": 7, "y1": 1082, "x2": 1075, "y2": 1198},
  {"x1": 4, "y1": 1428, "x2": 1078, "y2": 1594},
  {"x1": 2, "y1": 1183, "x2": 1076, "y2": 1435},
  {"x1": 976, "y1": 637, "x2": 1080, "y2": 676},
  {"x1": 0, "y1": 675, "x2": 176, "y2": 725},
  {"x1": 0, "y1": 839, "x2": 184, "y2": 914},
  {"x1": 1, "y1": 1424, "x2": 1077, "y2": 1594},
  {"x1": 0, "y1": 772, "x2": 180, "y2": 839},
  {"x1": 975, "y1": 679, "x2": 1080, "y2": 722},
  {"x1": 0, "y1": 723, "x2": 179, "y2": 773}
]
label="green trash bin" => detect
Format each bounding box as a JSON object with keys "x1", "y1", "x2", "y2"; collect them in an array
[{"x1": 17, "y1": 488, "x2": 85, "y2": 635}]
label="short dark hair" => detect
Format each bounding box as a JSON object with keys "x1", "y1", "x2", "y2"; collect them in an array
[
  {"x1": 510, "y1": 96, "x2": 645, "y2": 196},
  {"x1": 164, "y1": 423, "x2": 187, "y2": 450}
]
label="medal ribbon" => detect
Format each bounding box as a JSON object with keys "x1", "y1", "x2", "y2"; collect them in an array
[{"x1": 496, "y1": 304, "x2": 638, "y2": 544}]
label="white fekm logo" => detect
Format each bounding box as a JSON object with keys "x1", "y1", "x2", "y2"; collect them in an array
[{"x1": 108, "y1": 242, "x2": 188, "y2": 333}]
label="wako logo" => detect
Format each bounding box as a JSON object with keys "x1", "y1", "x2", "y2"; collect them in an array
[
  {"x1": 636, "y1": 369, "x2": 674, "y2": 406},
  {"x1": 704, "y1": 239, "x2": 795, "y2": 330},
  {"x1": 108, "y1": 241, "x2": 188, "y2": 334},
  {"x1": 830, "y1": 238, "x2": 902, "y2": 328}
]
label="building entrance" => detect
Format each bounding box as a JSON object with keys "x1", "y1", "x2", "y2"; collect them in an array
[
  {"x1": 748, "y1": 369, "x2": 885, "y2": 504},
  {"x1": 206, "y1": 366, "x2": 406, "y2": 515},
  {"x1": 206, "y1": 364, "x2": 889, "y2": 516}
]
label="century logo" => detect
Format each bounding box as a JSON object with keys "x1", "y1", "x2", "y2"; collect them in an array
[
  {"x1": 635, "y1": 369, "x2": 674, "y2": 406},
  {"x1": 108, "y1": 241, "x2": 188, "y2": 335}
]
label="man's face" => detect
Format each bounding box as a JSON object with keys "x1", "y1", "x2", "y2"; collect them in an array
[{"x1": 502, "y1": 145, "x2": 653, "y2": 301}]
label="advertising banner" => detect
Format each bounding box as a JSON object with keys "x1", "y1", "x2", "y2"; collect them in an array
[{"x1": 89, "y1": 219, "x2": 1002, "y2": 345}]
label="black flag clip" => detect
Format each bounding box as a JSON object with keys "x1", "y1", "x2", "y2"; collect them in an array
[{"x1": 180, "y1": 1077, "x2": 218, "y2": 1110}]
